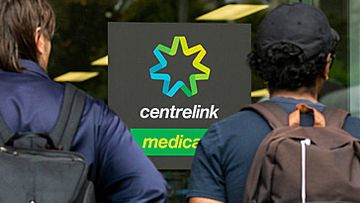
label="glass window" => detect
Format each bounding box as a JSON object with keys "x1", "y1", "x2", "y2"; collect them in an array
[{"x1": 48, "y1": 0, "x2": 360, "y2": 201}]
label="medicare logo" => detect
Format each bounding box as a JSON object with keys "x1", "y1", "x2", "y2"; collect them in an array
[{"x1": 149, "y1": 36, "x2": 211, "y2": 97}]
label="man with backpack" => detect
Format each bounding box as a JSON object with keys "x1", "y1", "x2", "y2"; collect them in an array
[
  {"x1": 0, "y1": 0, "x2": 167, "y2": 202},
  {"x1": 188, "y1": 3, "x2": 360, "y2": 203}
]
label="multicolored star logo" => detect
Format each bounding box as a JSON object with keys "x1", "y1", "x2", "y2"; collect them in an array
[{"x1": 149, "y1": 36, "x2": 211, "y2": 97}]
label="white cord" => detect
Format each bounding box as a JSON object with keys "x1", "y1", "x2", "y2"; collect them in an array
[{"x1": 301, "y1": 139, "x2": 311, "y2": 203}]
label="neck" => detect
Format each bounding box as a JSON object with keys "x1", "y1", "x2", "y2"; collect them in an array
[{"x1": 270, "y1": 89, "x2": 318, "y2": 103}]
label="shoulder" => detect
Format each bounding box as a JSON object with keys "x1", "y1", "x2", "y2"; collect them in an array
[
  {"x1": 82, "y1": 94, "x2": 108, "y2": 120},
  {"x1": 199, "y1": 109, "x2": 272, "y2": 164},
  {"x1": 218, "y1": 109, "x2": 269, "y2": 129},
  {"x1": 343, "y1": 115, "x2": 360, "y2": 138},
  {"x1": 80, "y1": 93, "x2": 127, "y2": 135},
  {"x1": 202, "y1": 110, "x2": 271, "y2": 143},
  {"x1": 189, "y1": 110, "x2": 273, "y2": 202}
]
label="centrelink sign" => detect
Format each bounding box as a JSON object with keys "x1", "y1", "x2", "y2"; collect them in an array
[{"x1": 109, "y1": 23, "x2": 250, "y2": 169}]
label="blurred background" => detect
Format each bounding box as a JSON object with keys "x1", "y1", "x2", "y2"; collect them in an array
[{"x1": 47, "y1": 0, "x2": 360, "y2": 202}]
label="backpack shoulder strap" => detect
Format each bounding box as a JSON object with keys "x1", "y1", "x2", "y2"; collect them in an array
[
  {"x1": 0, "y1": 114, "x2": 13, "y2": 146},
  {"x1": 242, "y1": 102, "x2": 288, "y2": 202},
  {"x1": 322, "y1": 107, "x2": 349, "y2": 128},
  {"x1": 241, "y1": 101, "x2": 288, "y2": 128},
  {"x1": 50, "y1": 83, "x2": 86, "y2": 151}
]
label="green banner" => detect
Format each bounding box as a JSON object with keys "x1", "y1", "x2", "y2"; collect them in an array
[{"x1": 131, "y1": 128, "x2": 207, "y2": 156}]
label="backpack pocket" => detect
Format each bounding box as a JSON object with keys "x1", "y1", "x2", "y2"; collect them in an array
[
  {"x1": 0, "y1": 147, "x2": 90, "y2": 203},
  {"x1": 266, "y1": 134, "x2": 360, "y2": 203}
]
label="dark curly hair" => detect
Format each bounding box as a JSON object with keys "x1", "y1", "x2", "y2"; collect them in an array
[{"x1": 248, "y1": 42, "x2": 329, "y2": 92}]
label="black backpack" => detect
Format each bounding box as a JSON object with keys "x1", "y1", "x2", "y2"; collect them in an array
[{"x1": 0, "y1": 84, "x2": 96, "y2": 203}]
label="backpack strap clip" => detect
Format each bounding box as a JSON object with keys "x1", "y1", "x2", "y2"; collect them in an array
[{"x1": 289, "y1": 103, "x2": 326, "y2": 127}]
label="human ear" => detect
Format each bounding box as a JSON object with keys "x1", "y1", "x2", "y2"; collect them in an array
[
  {"x1": 34, "y1": 27, "x2": 51, "y2": 70},
  {"x1": 34, "y1": 27, "x2": 46, "y2": 55},
  {"x1": 324, "y1": 53, "x2": 332, "y2": 80}
]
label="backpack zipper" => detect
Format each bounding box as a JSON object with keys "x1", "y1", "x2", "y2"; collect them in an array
[{"x1": 301, "y1": 138, "x2": 311, "y2": 203}]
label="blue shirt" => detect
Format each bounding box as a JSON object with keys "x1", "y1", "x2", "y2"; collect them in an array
[
  {"x1": 0, "y1": 60, "x2": 167, "y2": 203},
  {"x1": 187, "y1": 97, "x2": 360, "y2": 203}
]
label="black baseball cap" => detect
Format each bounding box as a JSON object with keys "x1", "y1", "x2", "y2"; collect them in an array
[{"x1": 255, "y1": 3, "x2": 339, "y2": 59}]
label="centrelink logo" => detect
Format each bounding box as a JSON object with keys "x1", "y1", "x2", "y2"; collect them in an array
[{"x1": 149, "y1": 36, "x2": 211, "y2": 97}]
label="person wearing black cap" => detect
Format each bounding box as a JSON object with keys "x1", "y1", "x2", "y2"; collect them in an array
[{"x1": 187, "y1": 3, "x2": 360, "y2": 203}]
